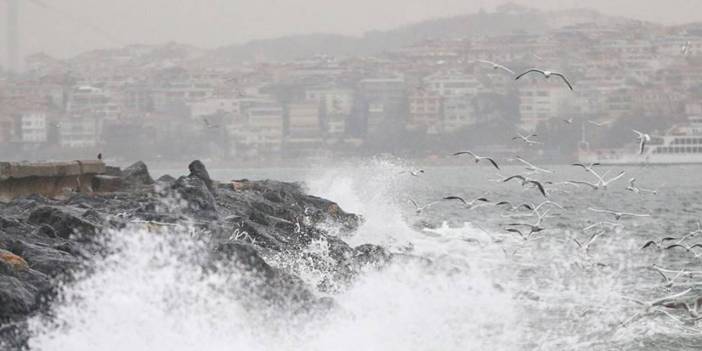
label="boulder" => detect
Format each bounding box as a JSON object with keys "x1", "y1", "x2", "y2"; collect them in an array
[
  {"x1": 172, "y1": 176, "x2": 217, "y2": 218},
  {"x1": 0, "y1": 276, "x2": 36, "y2": 317},
  {"x1": 121, "y1": 161, "x2": 154, "y2": 186},
  {"x1": 188, "y1": 160, "x2": 214, "y2": 193},
  {"x1": 27, "y1": 206, "x2": 97, "y2": 240}
]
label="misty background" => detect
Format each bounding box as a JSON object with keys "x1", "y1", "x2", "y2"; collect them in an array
[{"x1": 2, "y1": 1, "x2": 702, "y2": 165}]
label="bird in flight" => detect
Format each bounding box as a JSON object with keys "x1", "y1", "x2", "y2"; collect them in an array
[
  {"x1": 502, "y1": 175, "x2": 549, "y2": 198},
  {"x1": 587, "y1": 120, "x2": 611, "y2": 127},
  {"x1": 512, "y1": 133, "x2": 542, "y2": 146},
  {"x1": 400, "y1": 169, "x2": 425, "y2": 177},
  {"x1": 514, "y1": 156, "x2": 553, "y2": 174},
  {"x1": 442, "y1": 196, "x2": 491, "y2": 209},
  {"x1": 202, "y1": 117, "x2": 220, "y2": 129},
  {"x1": 626, "y1": 178, "x2": 657, "y2": 195},
  {"x1": 515, "y1": 69, "x2": 574, "y2": 90},
  {"x1": 476, "y1": 60, "x2": 516, "y2": 75},
  {"x1": 588, "y1": 207, "x2": 651, "y2": 221},
  {"x1": 633, "y1": 130, "x2": 651, "y2": 155},
  {"x1": 453, "y1": 151, "x2": 500, "y2": 170},
  {"x1": 567, "y1": 170, "x2": 626, "y2": 191}
]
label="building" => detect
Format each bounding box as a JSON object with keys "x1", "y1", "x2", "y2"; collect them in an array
[
  {"x1": 442, "y1": 95, "x2": 476, "y2": 132},
  {"x1": 408, "y1": 88, "x2": 443, "y2": 134},
  {"x1": 518, "y1": 83, "x2": 573, "y2": 131},
  {"x1": 19, "y1": 112, "x2": 48, "y2": 143},
  {"x1": 305, "y1": 87, "x2": 354, "y2": 137}
]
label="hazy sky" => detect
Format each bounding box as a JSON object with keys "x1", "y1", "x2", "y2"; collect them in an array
[{"x1": 1, "y1": 0, "x2": 702, "y2": 67}]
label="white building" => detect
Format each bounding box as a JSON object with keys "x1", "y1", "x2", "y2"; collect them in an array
[
  {"x1": 442, "y1": 95, "x2": 476, "y2": 132},
  {"x1": 424, "y1": 71, "x2": 481, "y2": 97},
  {"x1": 518, "y1": 83, "x2": 574, "y2": 131},
  {"x1": 20, "y1": 112, "x2": 48, "y2": 143},
  {"x1": 189, "y1": 98, "x2": 240, "y2": 118},
  {"x1": 59, "y1": 117, "x2": 101, "y2": 148}
]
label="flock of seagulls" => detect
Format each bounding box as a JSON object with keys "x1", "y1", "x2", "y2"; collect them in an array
[{"x1": 398, "y1": 60, "x2": 701, "y2": 328}]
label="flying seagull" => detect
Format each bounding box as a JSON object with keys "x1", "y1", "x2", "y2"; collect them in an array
[
  {"x1": 587, "y1": 120, "x2": 611, "y2": 127},
  {"x1": 515, "y1": 69, "x2": 574, "y2": 90},
  {"x1": 567, "y1": 170, "x2": 626, "y2": 190},
  {"x1": 633, "y1": 130, "x2": 651, "y2": 155},
  {"x1": 563, "y1": 118, "x2": 574, "y2": 124},
  {"x1": 409, "y1": 199, "x2": 440, "y2": 215},
  {"x1": 202, "y1": 117, "x2": 220, "y2": 129},
  {"x1": 588, "y1": 207, "x2": 651, "y2": 221},
  {"x1": 514, "y1": 156, "x2": 553, "y2": 174},
  {"x1": 512, "y1": 133, "x2": 542, "y2": 146},
  {"x1": 400, "y1": 169, "x2": 425, "y2": 177},
  {"x1": 476, "y1": 60, "x2": 515, "y2": 75},
  {"x1": 453, "y1": 151, "x2": 500, "y2": 170},
  {"x1": 442, "y1": 195, "x2": 491, "y2": 209},
  {"x1": 502, "y1": 175, "x2": 548, "y2": 198},
  {"x1": 626, "y1": 178, "x2": 657, "y2": 195},
  {"x1": 619, "y1": 289, "x2": 693, "y2": 327}
]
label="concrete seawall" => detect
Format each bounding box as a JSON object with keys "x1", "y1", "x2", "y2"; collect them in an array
[{"x1": 0, "y1": 161, "x2": 106, "y2": 202}]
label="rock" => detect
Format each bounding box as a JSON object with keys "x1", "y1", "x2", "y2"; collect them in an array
[
  {"x1": 172, "y1": 176, "x2": 217, "y2": 218},
  {"x1": 0, "y1": 250, "x2": 28, "y2": 271},
  {"x1": 32, "y1": 225, "x2": 56, "y2": 239},
  {"x1": 104, "y1": 166, "x2": 122, "y2": 176},
  {"x1": 0, "y1": 276, "x2": 36, "y2": 317},
  {"x1": 352, "y1": 244, "x2": 392, "y2": 270},
  {"x1": 188, "y1": 160, "x2": 214, "y2": 193},
  {"x1": 27, "y1": 207, "x2": 98, "y2": 240},
  {"x1": 157, "y1": 174, "x2": 176, "y2": 184},
  {"x1": 121, "y1": 161, "x2": 154, "y2": 186}
]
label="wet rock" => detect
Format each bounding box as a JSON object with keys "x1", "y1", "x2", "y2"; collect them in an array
[
  {"x1": 122, "y1": 161, "x2": 154, "y2": 186},
  {"x1": 27, "y1": 207, "x2": 97, "y2": 240},
  {"x1": 157, "y1": 174, "x2": 176, "y2": 184},
  {"x1": 188, "y1": 160, "x2": 214, "y2": 193},
  {"x1": 352, "y1": 244, "x2": 392, "y2": 270},
  {"x1": 0, "y1": 276, "x2": 36, "y2": 317},
  {"x1": 172, "y1": 176, "x2": 217, "y2": 218}
]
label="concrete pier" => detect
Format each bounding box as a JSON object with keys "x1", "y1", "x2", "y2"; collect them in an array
[{"x1": 0, "y1": 161, "x2": 106, "y2": 201}]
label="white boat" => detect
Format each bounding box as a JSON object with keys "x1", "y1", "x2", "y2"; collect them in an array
[{"x1": 578, "y1": 116, "x2": 702, "y2": 165}]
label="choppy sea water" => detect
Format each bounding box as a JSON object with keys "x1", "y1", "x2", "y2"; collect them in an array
[{"x1": 26, "y1": 160, "x2": 702, "y2": 350}]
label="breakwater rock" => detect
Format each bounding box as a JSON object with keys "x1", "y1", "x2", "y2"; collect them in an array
[{"x1": 0, "y1": 160, "x2": 394, "y2": 349}]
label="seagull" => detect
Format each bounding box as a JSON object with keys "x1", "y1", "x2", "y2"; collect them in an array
[
  {"x1": 515, "y1": 69, "x2": 573, "y2": 90},
  {"x1": 476, "y1": 60, "x2": 515, "y2": 74},
  {"x1": 502, "y1": 175, "x2": 548, "y2": 198},
  {"x1": 563, "y1": 118, "x2": 574, "y2": 124},
  {"x1": 651, "y1": 266, "x2": 688, "y2": 289},
  {"x1": 514, "y1": 156, "x2": 553, "y2": 174},
  {"x1": 571, "y1": 162, "x2": 601, "y2": 172},
  {"x1": 495, "y1": 201, "x2": 536, "y2": 212},
  {"x1": 409, "y1": 199, "x2": 440, "y2": 215},
  {"x1": 641, "y1": 238, "x2": 681, "y2": 250},
  {"x1": 512, "y1": 133, "x2": 542, "y2": 146},
  {"x1": 567, "y1": 170, "x2": 626, "y2": 190},
  {"x1": 633, "y1": 130, "x2": 651, "y2": 155},
  {"x1": 453, "y1": 151, "x2": 500, "y2": 170},
  {"x1": 587, "y1": 120, "x2": 611, "y2": 127},
  {"x1": 574, "y1": 230, "x2": 605, "y2": 252},
  {"x1": 442, "y1": 196, "x2": 491, "y2": 209},
  {"x1": 588, "y1": 207, "x2": 651, "y2": 221},
  {"x1": 583, "y1": 221, "x2": 621, "y2": 231},
  {"x1": 506, "y1": 223, "x2": 545, "y2": 236},
  {"x1": 626, "y1": 178, "x2": 657, "y2": 195},
  {"x1": 664, "y1": 243, "x2": 702, "y2": 252},
  {"x1": 619, "y1": 289, "x2": 693, "y2": 327},
  {"x1": 400, "y1": 169, "x2": 425, "y2": 177}
]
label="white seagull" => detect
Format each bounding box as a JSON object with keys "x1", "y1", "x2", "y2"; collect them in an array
[
  {"x1": 453, "y1": 151, "x2": 500, "y2": 170},
  {"x1": 626, "y1": 178, "x2": 657, "y2": 195},
  {"x1": 400, "y1": 169, "x2": 425, "y2": 177},
  {"x1": 587, "y1": 120, "x2": 611, "y2": 127},
  {"x1": 588, "y1": 207, "x2": 651, "y2": 221},
  {"x1": 633, "y1": 130, "x2": 651, "y2": 155},
  {"x1": 512, "y1": 132, "x2": 542, "y2": 146},
  {"x1": 515, "y1": 69, "x2": 574, "y2": 90},
  {"x1": 514, "y1": 156, "x2": 553, "y2": 174},
  {"x1": 567, "y1": 170, "x2": 626, "y2": 190},
  {"x1": 476, "y1": 60, "x2": 516, "y2": 75}
]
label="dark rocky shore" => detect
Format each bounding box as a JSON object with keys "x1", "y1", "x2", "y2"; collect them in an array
[{"x1": 0, "y1": 160, "x2": 394, "y2": 349}]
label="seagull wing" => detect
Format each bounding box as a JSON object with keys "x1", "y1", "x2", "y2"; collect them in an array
[
  {"x1": 442, "y1": 196, "x2": 468, "y2": 206},
  {"x1": 642, "y1": 240, "x2": 660, "y2": 249},
  {"x1": 409, "y1": 199, "x2": 419, "y2": 209},
  {"x1": 502, "y1": 175, "x2": 526, "y2": 183},
  {"x1": 496, "y1": 64, "x2": 515, "y2": 74},
  {"x1": 650, "y1": 289, "x2": 692, "y2": 306},
  {"x1": 604, "y1": 171, "x2": 626, "y2": 185},
  {"x1": 453, "y1": 151, "x2": 477, "y2": 158},
  {"x1": 567, "y1": 180, "x2": 598, "y2": 190},
  {"x1": 484, "y1": 157, "x2": 500, "y2": 170},
  {"x1": 526, "y1": 180, "x2": 548, "y2": 198},
  {"x1": 552, "y1": 73, "x2": 574, "y2": 90},
  {"x1": 515, "y1": 69, "x2": 545, "y2": 80},
  {"x1": 664, "y1": 244, "x2": 688, "y2": 251}
]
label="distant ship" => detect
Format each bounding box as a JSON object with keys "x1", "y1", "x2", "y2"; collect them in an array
[{"x1": 578, "y1": 116, "x2": 702, "y2": 165}]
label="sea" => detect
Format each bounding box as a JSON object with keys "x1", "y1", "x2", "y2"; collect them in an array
[{"x1": 24, "y1": 158, "x2": 702, "y2": 350}]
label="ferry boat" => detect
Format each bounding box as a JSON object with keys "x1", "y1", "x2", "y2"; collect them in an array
[{"x1": 578, "y1": 116, "x2": 702, "y2": 165}]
